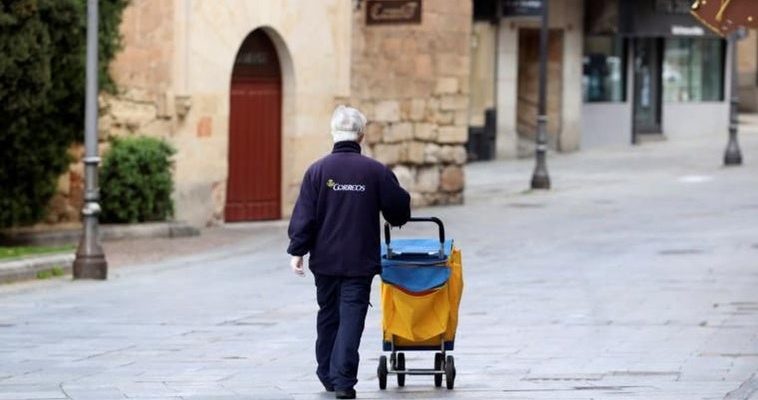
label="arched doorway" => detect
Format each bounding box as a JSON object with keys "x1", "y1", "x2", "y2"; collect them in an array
[{"x1": 226, "y1": 29, "x2": 282, "y2": 222}]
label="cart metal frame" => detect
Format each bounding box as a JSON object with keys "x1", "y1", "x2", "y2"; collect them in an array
[{"x1": 378, "y1": 217, "x2": 458, "y2": 390}]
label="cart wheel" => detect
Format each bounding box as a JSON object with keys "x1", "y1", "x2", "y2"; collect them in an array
[
  {"x1": 434, "y1": 352, "x2": 443, "y2": 387},
  {"x1": 396, "y1": 352, "x2": 406, "y2": 387},
  {"x1": 378, "y1": 355, "x2": 388, "y2": 390},
  {"x1": 445, "y1": 355, "x2": 456, "y2": 390}
]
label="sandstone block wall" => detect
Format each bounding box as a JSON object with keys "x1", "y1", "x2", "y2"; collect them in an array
[
  {"x1": 350, "y1": 1, "x2": 472, "y2": 207},
  {"x1": 45, "y1": 0, "x2": 177, "y2": 225},
  {"x1": 44, "y1": 0, "x2": 471, "y2": 226},
  {"x1": 46, "y1": 0, "x2": 353, "y2": 227}
]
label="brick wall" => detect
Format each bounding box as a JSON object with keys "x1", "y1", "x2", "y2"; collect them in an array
[{"x1": 350, "y1": 1, "x2": 472, "y2": 207}]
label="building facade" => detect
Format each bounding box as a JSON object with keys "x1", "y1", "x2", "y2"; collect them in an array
[
  {"x1": 43, "y1": 0, "x2": 733, "y2": 228},
  {"x1": 467, "y1": 0, "x2": 731, "y2": 157},
  {"x1": 468, "y1": 0, "x2": 583, "y2": 160},
  {"x1": 46, "y1": 0, "x2": 471, "y2": 227},
  {"x1": 581, "y1": 0, "x2": 730, "y2": 147},
  {"x1": 350, "y1": 1, "x2": 471, "y2": 207}
]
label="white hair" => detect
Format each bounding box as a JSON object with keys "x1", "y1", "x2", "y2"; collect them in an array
[{"x1": 330, "y1": 105, "x2": 367, "y2": 143}]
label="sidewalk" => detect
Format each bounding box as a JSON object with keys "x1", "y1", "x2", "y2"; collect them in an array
[
  {"x1": 0, "y1": 126, "x2": 756, "y2": 399},
  {"x1": 0, "y1": 222, "x2": 201, "y2": 284}
]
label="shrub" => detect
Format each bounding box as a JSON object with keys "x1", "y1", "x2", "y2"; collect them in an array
[
  {"x1": 100, "y1": 136, "x2": 176, "y2": 223},
  {"x1": 0, "y1": 0, "x2": 129, "y2": 228}
]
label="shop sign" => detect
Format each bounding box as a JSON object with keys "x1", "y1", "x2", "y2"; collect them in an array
[
  {"x1": 366, "y1": 0, "x2": 422, "y2": 25},
  {"x1": 502, "y1": 0, "x2": 543, "y2": 17},
  {"x1": 671, "y1": 25, "x2": 705, "y2": 36}
]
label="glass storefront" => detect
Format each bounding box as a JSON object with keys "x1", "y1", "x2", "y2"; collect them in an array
[
  {"x1": 583, "y1": 0, "x2": 626, "y2": 103},
  {"x1": 583, "y1": 36, "x2": 627, "y2": 102},
  {"x1": 663, "y1": 38, "x2": 725, "y2": 102}
]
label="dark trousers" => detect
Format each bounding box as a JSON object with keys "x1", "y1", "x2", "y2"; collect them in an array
[{"x1": 314, "y1": 273, "x2": 373, "y2": 390}]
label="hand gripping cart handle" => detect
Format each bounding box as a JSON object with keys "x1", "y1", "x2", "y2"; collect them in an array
[{"x1": 384, "y1": 217, "x2": 446, "y2": 259}]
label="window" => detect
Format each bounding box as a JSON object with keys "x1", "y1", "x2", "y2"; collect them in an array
[
  {"x1": 663, "y1": 38, "x2": 725, "y2": 102},
  {"x1": 583, "y1": 36, "x2": 627, "y2": 102}
]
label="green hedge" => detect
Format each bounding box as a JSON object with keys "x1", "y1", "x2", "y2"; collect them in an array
[
  {"x1": 100, "y1": 136, "x2": 176, "y2": 223},
  {"x1": 0, "y1": 0, "x2": 128, "y2": 228}
]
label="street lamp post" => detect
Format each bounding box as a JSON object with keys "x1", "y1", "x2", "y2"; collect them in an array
[
  {"x1": 531, "y1": 0, "x2": 551, "y2": 189},
  {"x1": 73, "y1": 0, "x2": 108, "y2": 280},
  {"x1": 724, "y1": 30, "x2": 743, "y2": 166}
]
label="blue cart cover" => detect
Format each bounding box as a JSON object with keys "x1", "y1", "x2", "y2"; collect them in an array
[{"x1": 380, "y1": 239, "x2": 453, "y2": 293}]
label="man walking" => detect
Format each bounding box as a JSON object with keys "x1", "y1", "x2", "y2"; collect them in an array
[{"x1": 287, "y1": 106, "x2": 411, "y2": 399}]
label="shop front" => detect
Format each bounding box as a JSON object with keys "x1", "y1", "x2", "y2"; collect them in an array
[
  {"x1": 469, "y1": 0, "x2": 583, "y2": 160},
  {"x1": 581, "y1": 0, "x2": 730, "y2": 148}
]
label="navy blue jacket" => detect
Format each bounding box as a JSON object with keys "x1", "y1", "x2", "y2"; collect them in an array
[{"x1": 287, "y1": 141, "x2": 411, "y2": 277}]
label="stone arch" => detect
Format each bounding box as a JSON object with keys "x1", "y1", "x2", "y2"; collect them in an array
[
  {"x1": 225, "y1": 27, "x2": 295, "y2": 221},
  {"x1": 256, "y1": 27, "x2": 296, "y2": 218}
]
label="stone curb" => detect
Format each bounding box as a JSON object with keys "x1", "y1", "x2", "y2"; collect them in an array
[
  {"x1": 0, "y1": 253, "x2": 75, "y2": 284},
  {"x1": 0, "y1": 221, "x2": 200, "y2": 247}
]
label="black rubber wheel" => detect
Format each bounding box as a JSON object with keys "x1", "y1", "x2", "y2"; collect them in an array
[
  {"x1": 434, "y1": 352, "x2": 443, "y2": 387},
  {"x1": 396, "y1": 352, "x2": 406, "y2": 387},
  {"x1": 378, "y1": 355, "x2": 388, "y2": 390},
  {"x1": 445, "y1": 355, "x2": 455, "y2": 390}
]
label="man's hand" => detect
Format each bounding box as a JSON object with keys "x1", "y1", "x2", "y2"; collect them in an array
[{"x1": 290, "y1": 256, "x2": 305, "y2": 277}]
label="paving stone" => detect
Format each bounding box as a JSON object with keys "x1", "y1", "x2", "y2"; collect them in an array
[{"x1": 0, "y1": 132, "x2": 757, "y2": 399}]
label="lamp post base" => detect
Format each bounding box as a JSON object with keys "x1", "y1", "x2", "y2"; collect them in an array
[
  {"x1": 531, "y1": 171, "x2": 551, "y2": 190},
  {"x1": 724, "y1": 139, "x2": 743, "y2": 166},
  {"x1": 73, "y1": 252, "x2": 107, "y2": 280},
  {"x1": 724, "y1": 152, "x2": 743, "y2": 166}
]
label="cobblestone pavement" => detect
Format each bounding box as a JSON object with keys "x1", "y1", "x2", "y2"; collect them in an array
[{"x1": 1, "y1": 127, "x2": 757, "y2": 400}]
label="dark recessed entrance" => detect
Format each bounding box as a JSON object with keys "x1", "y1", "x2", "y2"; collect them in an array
[
  {"x1": 226, "y1": 29, "x2": 282, "y2": 222},
  {"x1": 632, "y1": 37, "x2": 663, "y2": 138}
]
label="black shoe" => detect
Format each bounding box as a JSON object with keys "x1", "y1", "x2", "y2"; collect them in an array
[
  {"x1": 323, "y1": 385, "x2": 335, "y2": 392},
  {"x1": 335, "y1": 388, "x2": 356, "y2": 399}
]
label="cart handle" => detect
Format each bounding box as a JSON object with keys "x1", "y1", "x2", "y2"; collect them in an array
[{"x1": 384, "y1": 217, "x2": 446, "y2": 258}]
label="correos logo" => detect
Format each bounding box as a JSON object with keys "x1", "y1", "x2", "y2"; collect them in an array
[{"x1": 326, "y1": 178, "x2": 366, "y2": 192}]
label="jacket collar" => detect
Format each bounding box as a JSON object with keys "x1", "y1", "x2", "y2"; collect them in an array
[{"x1": 332, "y1": 141, "x2": 362, "y2": 154}]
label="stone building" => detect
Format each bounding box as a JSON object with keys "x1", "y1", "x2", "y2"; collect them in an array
[
  {"x1": 737, "y1": 30, "x2": 758, "y2": 112},
  {"x1": 468, "y1": 0, "x2": 733, "y2": 153},
  {"x1": 467, "y1": 0, "x2": 583, "y2": 160},
  {"x1": 47, "y1": 0, "x2": 732, "y2": 228},
  {"x1": 47, "y1": 0, "x2": 471, "y2": 227},
  {"x1": 350, "y1": 1, "x2": 470, "y2": 207}
]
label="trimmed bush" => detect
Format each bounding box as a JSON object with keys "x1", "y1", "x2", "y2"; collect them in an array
[
  {"x1": 0, "y1": 0, "x2": 128, "y2": 228},
  {"x1": 100, "y1": 136, "x2": 176, "y2": 223}
]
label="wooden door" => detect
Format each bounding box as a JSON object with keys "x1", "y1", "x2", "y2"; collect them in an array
[
  {"x1": 226, "y1": 30, "x2": 281, "y2": 222},
  {"x1": 516, "y1": 29, "x2": 564, "y2": 145}
]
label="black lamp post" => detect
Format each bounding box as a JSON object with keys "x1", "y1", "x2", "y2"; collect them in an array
[
  {"x1": 724, "y1": 29, "x2": 744, "y2": 166},
  {"x1": 73, "y1": 0, "x2": 108, "y2": 279},
  {"x1": 531, "y1": 0, "x2": 551, "y2": 189}
]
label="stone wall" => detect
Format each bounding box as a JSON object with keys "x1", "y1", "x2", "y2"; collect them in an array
[
  {"x1": 350, "y1": 1, "x2": 472, "y2": 207},
  {"x1": 469, "y1": 22, "x2": 497, "y2": 127},
  {"x1": 496, "y1": 0, "x2": 583, "y2": 158},
  {"x1": 45, "y1": 1, "x2": 176, "y2": 225},
  {"x1": 44, "y1": 0, "x2": 468, "y2": 226},
  {"x1": 738, "y1": 30, "x2": 758, "y2": 112}
]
